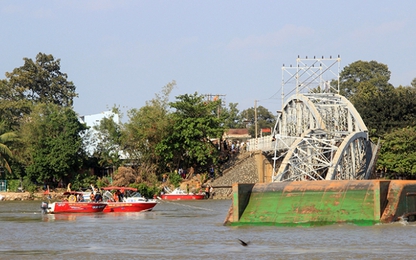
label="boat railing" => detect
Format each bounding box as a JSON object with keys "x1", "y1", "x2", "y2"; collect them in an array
[{"x1": 163, "y1": 186, "x2": 173, "y2": 193}]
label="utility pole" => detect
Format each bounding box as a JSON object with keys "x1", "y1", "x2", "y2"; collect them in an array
[{"x1": 254, "y1": 99, "x2": 258, "y2": 140}]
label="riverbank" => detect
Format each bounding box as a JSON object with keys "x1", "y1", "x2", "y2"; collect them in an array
[
  {"x1": 0, "y1": 153, "x2": 258, "y2": 201},
  {"x1": 0, "y1": 191, "x2": 62, "y2": 201}
]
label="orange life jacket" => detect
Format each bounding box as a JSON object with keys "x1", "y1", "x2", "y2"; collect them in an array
[{"x1": 113, "y1": 193, "x2": 119, "y2": 202}]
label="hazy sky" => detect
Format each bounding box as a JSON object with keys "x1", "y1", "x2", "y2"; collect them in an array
[{"x1": 1, "y1": 1, "x2": 415, "y2": 117}]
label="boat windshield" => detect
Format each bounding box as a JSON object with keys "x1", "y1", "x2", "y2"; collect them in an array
[{"x1": 129, "y1": 192, "x2": 143, "y2": 198}]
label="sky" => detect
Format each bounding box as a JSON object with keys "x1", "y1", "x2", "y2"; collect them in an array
[{"x1": 1, "y1": 1, "x2": 416, "y2": 118}]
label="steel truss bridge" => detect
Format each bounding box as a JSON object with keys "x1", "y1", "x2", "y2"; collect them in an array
[{"x1": 248, "y1": 56, "x2": 379, "y2": 182}]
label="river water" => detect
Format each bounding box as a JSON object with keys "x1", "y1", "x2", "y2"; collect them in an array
[{"x1": 1, "y1": 199, "x2": 416, "y2": 260}]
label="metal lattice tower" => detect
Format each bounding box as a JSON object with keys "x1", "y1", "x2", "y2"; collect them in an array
[{"x1": 271, "y1": 56, "x2": 378, "y2": 182}]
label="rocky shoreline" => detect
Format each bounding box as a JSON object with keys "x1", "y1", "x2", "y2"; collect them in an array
[{"x1": 0, "y1": 191, "x2": 62, "y2": 201}]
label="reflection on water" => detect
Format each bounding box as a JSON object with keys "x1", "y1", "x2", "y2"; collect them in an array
[{"x1": 1, "y1": 199, "x2": 416, "y2": 259}]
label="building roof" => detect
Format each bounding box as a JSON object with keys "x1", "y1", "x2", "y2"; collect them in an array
[{"x1": 224, "y1": 128, "x2": 251, "y2": 139}]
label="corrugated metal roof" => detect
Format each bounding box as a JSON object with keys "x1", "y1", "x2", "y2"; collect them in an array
[
  {"x1": 226, "y1": 129, "x2": 249, "y2": 135},
  {"x1": 224, "y1": 129, "x2": 251, "y2": 138}
]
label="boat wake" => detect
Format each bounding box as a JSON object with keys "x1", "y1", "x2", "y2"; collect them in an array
[{"x1": 158, "y1": 199, "x2": 214, "y2": 212}]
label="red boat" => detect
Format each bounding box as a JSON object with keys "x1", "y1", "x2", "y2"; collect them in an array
[
  {"x1": 160, "y1": 187, "x2": 206, "y2": 200},
  {"x1": 41, "y1": 192, "x2": 107, "y2": 214},
  {"x1": 101, "y1": 187, "x2": 158, "y2": 213}
]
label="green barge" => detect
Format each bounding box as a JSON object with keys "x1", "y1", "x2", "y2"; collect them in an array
[{"x1": 224, "y1": 180, "x2": 416, "y2": 226}]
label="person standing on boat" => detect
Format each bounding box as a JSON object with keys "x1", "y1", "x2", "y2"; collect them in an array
[
  {"x1": 119, "y1": 188, "x2": 125, "y2": 202},
  {"x1": 113, "y1": 190, "x2": 120, "y2": 202},
  {"x1": 116, "y1": 189, "x2": 123, "y2": 202},
  {"x1": 94, "y1": 188, "x2": 102, "y2": 202},
  {"x1": 205, "y1": 185, "x2": 210, "y2": 199}
]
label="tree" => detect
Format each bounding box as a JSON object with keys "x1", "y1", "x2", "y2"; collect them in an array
[
  {"x1": 0, "y1": 79, "x2": 32, "y2": 131},
  {"x1": 337, "y1": 60, "x2": 416, "y2": 136},
  {"x1": 20, "y1": 103, "x2": 87, "y2": 184},
  {"x1": 411, "y1": 78, "x2": 416, "y2": 88},
  {"x1": 339, "y1": 60, "x2": 393, "y2": 99},
  {"x1": 240, "y1": 106, "x2": 276, "y2": 137},
  {"x1": 378, "y1": 127, "x2": 416, "y2": 177},
  {"x1": 221, "y1": 102, "x2": 244, "y2": 129},
  {"x1": 349, "y1": 81, "x2": 384, "y2": 136},
  {"x1": 389, "y1": 86, "x2": 416, "y2": 128},
  {"x1": 0, "y1": 121, "x2": 17, "y2": 176},
  {"x1": 5, "y1": 52, "x2": 77, "y2": 107},
  {"x1": 156, "y1": 92, "x2": 224, "y2": 171},
  {"x1": 122, "y1": 81, "x2": 176, "y2": 177},
  {"x1": 349, "y1": 81, "x2": 416, "y2": 137}
]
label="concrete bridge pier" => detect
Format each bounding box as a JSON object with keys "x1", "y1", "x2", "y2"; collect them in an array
[{"x1": 224, "y1": 180, "x2": 416, "y2": 226}]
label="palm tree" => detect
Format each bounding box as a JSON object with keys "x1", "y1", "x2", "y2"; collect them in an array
[{"x1": 0, "y1": 121, "x2": 17, "y2": 175}]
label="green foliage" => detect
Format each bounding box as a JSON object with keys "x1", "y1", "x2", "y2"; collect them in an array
[
  {"x1": 378, "y1": 127, "x2": 416, "y2": 176},
  {"x1": 167, "y1": 172, "x2": 182, "y2": 188},
  {"x1": 7, "y1": 179, "x2": 20, "y2": 192},
  {"x1": 341, "y1": 60, "x2": 416, "y2": 137},
  {"x1": 0, "y1": 121, "x2": 17, "y2": 175},
  {"x1": 391, "y1": 86, "x2": 416, "y2": 127},
  {"x1": 5, "y1": 158, "x2": 26, "y2": 180},
  {"x1": 156, "y1": 92, "x2": 225, "y2": 170},
  {"x1": 339, "y1": 60, "x2": 393, "y2": 99},
  {"x1": 5, "y1": 52, "x2": 77, "y2": 107},
  {"x1": 337, "y1": 61, "x2": 416, "y2": 177},
  {"x1": 122, "y1": 81, "x2": 175, "y2": 174},
  {"x1": 0, "y1": 79, "x2": 33, "y2": 131},
  {"x1": 21, "y1": 103, "x2": 87, "y2": 184},
  {"x1": 240, "y1": 105, "x2": 275, "y2": 137},
  {"x1": 8, "y1": 178, "x2": 36, "y2": 193},
  {"x1": 221, "y1": 102, "x2": 245, "y2": 129},
  {"x1": 411, "y1": 78, "x2": 416, "y2": 88},
  {"x1": 0, "y1": 53, "x2": 80, "y2": 185},
  {"x1": 70, "y1": 171, "x2": 97, "y2": 191},
  {"x1": 130, "y1": 182, "x2": 160, "y2": 198},
  {"x1": 22, "y1": 176, "x2": 37, "y2": 193},
  {"x1": 351, "y1": 83, "x2": 416, "y2": 137},
  {"x1": 96, "y1": 176, "x2": 112, "y2": 189}
]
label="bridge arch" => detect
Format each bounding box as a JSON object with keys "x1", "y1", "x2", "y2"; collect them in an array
[
  {"x1": 275, "y1": 93, "x2": 367, "y2": 137},
  {"x1": 271, "y1": 93, "x2": 377, "y2": 182}
]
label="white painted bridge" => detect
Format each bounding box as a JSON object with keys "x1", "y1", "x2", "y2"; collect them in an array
[{"x1": 246, "y1": 56, "x2": 379, "y2": 182}]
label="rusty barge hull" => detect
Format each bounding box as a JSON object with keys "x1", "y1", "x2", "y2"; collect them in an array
[{"x1": 224, "y1": 180, "x2": 416, "y2": 226}]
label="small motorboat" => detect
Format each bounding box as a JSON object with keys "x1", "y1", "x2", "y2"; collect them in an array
[
  {"x1": 41, "y1": 191, "x2": 107, "y2": 214},
  {"x1": 101, "y1": 187, "x2": 158, "y2": 213},
  {"x1": 159, "y1": 187, "x2": 205, "y2": 200}
]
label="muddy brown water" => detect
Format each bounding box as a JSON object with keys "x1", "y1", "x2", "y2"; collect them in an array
[{"x1": 1, "y1": 199, "x2": 416, "y2": 259}]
